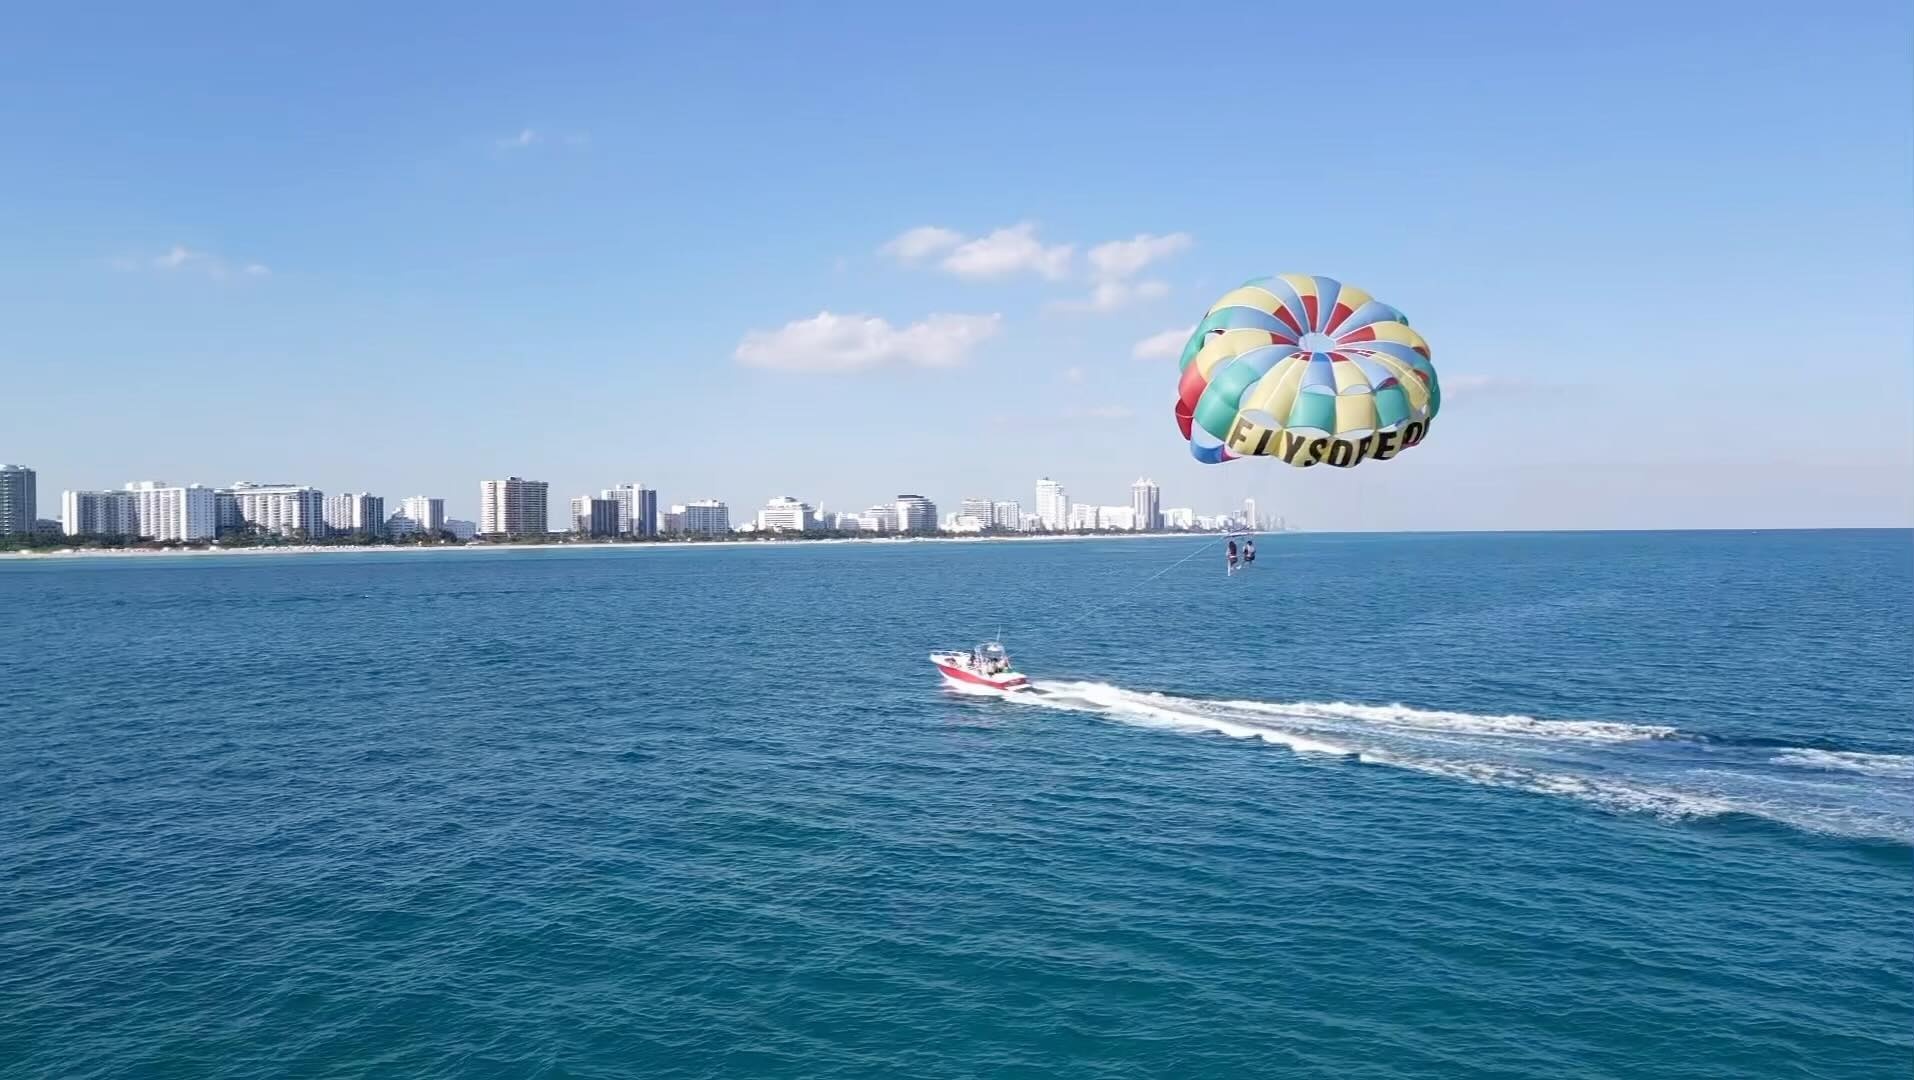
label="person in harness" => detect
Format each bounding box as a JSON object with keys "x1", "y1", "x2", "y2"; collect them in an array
[
  {"x1": 1242, "y1": 539, "x2": 1256, "y2": 566},
  {"x1": 1226, "y1": 538, "x2": 1239, "y2": 574}
]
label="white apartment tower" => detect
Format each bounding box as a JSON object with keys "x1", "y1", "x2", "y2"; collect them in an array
[
  {"x1": 604, "y1": 483, "x2": 659, "y2": 537},
  {"x1": 401, "y1": 496, "x2": 446, "y2": 535},
  {"x1": 893, "y1": 495, "x2": 937, "y2": 533},
  {"x1": 1035, "y1": 478, "x2": 1068, "y2": 531},
  {"x1": 991, "y1": 501, "x2": 1023, "y2": 531},
  {"x1": 1130, "y1": 477, "x2": 1162, "y2": 532},
  {"x1": 681, "y1": 499, "x2": 730, "y2": 535},
  {"x1": 757, "y1": 496, "x2": 816, "y2": 532},
  {"x1": 479, "y1": 477, "x2": 550, "y2": 538},
  {"x1": 224, "y1": 482, "x2": 325, "y2": 537},
  {"x1": 62, "y1": 481, "x2": 216, "y2": 541},
  {"x1": 323, "y1": 492, "x2": 385, "y2": 537}
]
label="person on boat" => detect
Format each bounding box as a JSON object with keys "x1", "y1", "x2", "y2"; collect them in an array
[
  {"x1": 1243, "y1": 539, "x2": 1256, "y2": 566},
  {"x1": 1226, "y1": 539, "x2": 1238, "y2": 573}
]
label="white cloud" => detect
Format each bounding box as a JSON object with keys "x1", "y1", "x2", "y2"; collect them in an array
[
  {"x1": 1050, "y1": 278, "x2": 1171, "y2": 314},
  {"x1": 1132, "y1": 325, "x2": 1196, "y2": 361},
  {"x1": 1046, "y1": 231, "x2": 1189, "y2": 313},
  {"x1": 735, "y1": 310, "x2": 1002, "y2": 373},
  {"x1": 111, "y1": 245, "x2": 269, "y2": 280},
  {"x1": 880, "y1": 226, "x2": 964, "y2": 262},
  {"x1": 1064, "y1": 366, "x2": 1086, "y2": 383},
  {"x1": 918, "y1": 222, "x2": 1073, "y2": 280},
  {"x1": 497, "y1": 128, "x2": 541, "y2": 149},
  {"x1": 1087, "y1": 232, "x2": 1192, "y2": 280}
]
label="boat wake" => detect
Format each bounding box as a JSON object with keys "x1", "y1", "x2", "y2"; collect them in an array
[{"x1": 1011, "y1": 681, "x2": 1914, "y2": 844}]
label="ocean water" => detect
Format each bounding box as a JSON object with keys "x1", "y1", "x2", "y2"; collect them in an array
[{"x1": 2, "y1": 530, "x2": 1910, "y2": 1079}]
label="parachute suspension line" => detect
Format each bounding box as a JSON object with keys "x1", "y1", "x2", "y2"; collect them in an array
[{"x1": 1037, "y1": 532, "x2": 1239, "y2": 643}]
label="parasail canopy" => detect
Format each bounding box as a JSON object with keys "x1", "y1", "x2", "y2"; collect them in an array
[{"x1": 1173, "y1": 274, "x2": 1439, "y2": 467}]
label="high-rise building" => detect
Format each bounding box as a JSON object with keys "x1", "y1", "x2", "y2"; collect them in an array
[
  {"x1": 62, "y1": 482, "x2": 215, "y2": 541},
  {"x1": 1067, "y1": 504, "x2": 1100, "y2": 530},
  {"x1": 600, "y1": 487, "x2": 631, "y2": 534},
  {"x1": 0, "y1": 465, "x2": 35, "y2": 536},
  {"x1": 602, "y1": 483, "x2": 659, "y2": 537},
  {"x1": 61, "y1": 489, "x2": 127, "y2": 537},
  {"x1": 1099, "y1": 505, "x2": 1137, "y2": 531},
  {"x1": 601, "y1": 485, "x2": 658, "y2": 535},
  {"x1": 570, "y1": 496, "x2": 619, "y2": 537},
  {"x1": 894, "y1": 495, "x2": 937, "y2": 533},
  {"x1": 385, "y1": 512, "x2": 419, "y2": 538},
  {"x1": 223, "y1": 482, "x2": 324, "y2": 537},
  {"x1": 323, "y1": 493, "x2": 385, "y2": 537},
  {"x1": 991, "y1": 501, "x2": 1022, "y2": 531},
  {"x1": 961, "y1": 497, "x2": 994, "y2": 525},
  {"x1": 660, "y1": 507, "x2": 687, "y2": 534},
  {"x1": 1165, "y1": 508, "x2": 1195, "y2": 530},
  {"x1": 479, "y1": 477, "x2": 549, "y2": 538},
  {"x1": 400, "y1": 496, "x2": 446, "y2": 535},
  {"x1": 1243, "y1": 497, "x2": 1259, "y2": 533},
  {"x1": 1035, "y1": 478, "x2": 1068, "y2": 531},
  {"x1": 446, "y1": 519, "x2": 478, "y2": 541},
  {"x1": 861, "y1": 504, "x2": 896, "y2": 532},
  {"x1": 214, "y1": 490, "x2": 242, "y2": 536},
  {"x1": 1130, "y1": 477, "x2": 1162, "y2": 532},
  {"x1": 681, "y1": 499, "x2": 730, "y2": 535},
  {"x1": 322, "y1": 495, "x2": 352, "y2": 536},
  {"x1": 757, "y1": 496, "x2": 816, "y2": 532}
]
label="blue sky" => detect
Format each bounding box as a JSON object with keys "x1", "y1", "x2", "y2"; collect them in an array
[{"x1": 3, "y1": 2, "x2": 1910, "y2": 529}]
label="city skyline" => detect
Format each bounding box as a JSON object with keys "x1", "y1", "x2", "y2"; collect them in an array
[
  {"x1": 5, "y1": 459, "x2": 1230, "y2": 536},
  {"x1": 2, "y1": 6, "x2": 1909, "y2": 531},
  {"x1": 4, "y1": 460, "x2": 1265, "y2": 542}
]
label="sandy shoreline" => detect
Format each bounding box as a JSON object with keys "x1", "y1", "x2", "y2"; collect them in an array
[{"x1": 2, "y1": 531, "x2": 1226, "y2": 560}]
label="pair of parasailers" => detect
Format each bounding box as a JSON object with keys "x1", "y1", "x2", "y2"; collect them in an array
[{"x1": 1226, "y1": 538, "x2": 1256, "y2": 574}]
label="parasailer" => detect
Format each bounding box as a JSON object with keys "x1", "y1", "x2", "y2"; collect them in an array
[{"x1": 1173, "y1": 274, "x2": 1439, "y2": 468}]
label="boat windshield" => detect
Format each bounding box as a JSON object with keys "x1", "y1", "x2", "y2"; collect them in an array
[{"x1": 972, "y1": 643, "x2": 1010, "y2": 672}]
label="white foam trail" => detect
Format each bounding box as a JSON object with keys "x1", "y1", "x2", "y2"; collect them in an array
[
  {"x1": 1026, "y1": 681, "x2": 1353, "y2": 756},
  {"x1": 1217, "y1": 698, "x2": 1677, "y2": 743},
  {"x1": 1770, "y1": 748, "x2": 1914, "y2": 778},
  {"x1": 1009, "y1": 681, "x2": 1912, "y2": 842},
  {"x1": 1356, "y1": 751, "x2": 1741, "y2": 821}
]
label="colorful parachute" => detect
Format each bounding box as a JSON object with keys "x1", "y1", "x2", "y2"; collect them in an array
[{"x1": 1174, "y1": 274, "x2": 1439, "y2": 467}]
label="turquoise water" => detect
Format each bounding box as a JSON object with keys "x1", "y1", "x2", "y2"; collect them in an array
[{"x1": 3, "y1": 531, "x2": 1911, "y2": 1078}]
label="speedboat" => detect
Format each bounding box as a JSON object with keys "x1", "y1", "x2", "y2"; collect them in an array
[{"x1": 930, "y1": 640, "x2": 1032, "y2": 693}]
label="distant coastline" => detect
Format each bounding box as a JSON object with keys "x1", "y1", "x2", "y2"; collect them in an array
[{"x1": 0, "y1": 530, "x2": 1241, "y2": 560}]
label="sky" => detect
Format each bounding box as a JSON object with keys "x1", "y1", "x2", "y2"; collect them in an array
[{"x1": 2, "y1": 2, "x2": 1910, "y2": 530}]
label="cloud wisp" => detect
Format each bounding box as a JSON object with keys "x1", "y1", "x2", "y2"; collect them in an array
[
  {"x1": 1132, "y1": 326, "x2": 1196, "y2": 361},
  {"x1": 735, "y1": 310, "x2": 1002, "y2": 373},
  {"x1": 879, "y1": 222, "x2": 1073, "y2": 280},
  {"x1": 495, "y1": 129, "x2": 589, "y2": 151},
  {"x1": 1053, "y1": 230, "x2": 1190, "y2": 312},
  {"x1": 110, "y1": 245, "x2": 269, "y2": 280},
  {"x1": 1086, "y1": 232, "x2": 1191, "y2": 280}
]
